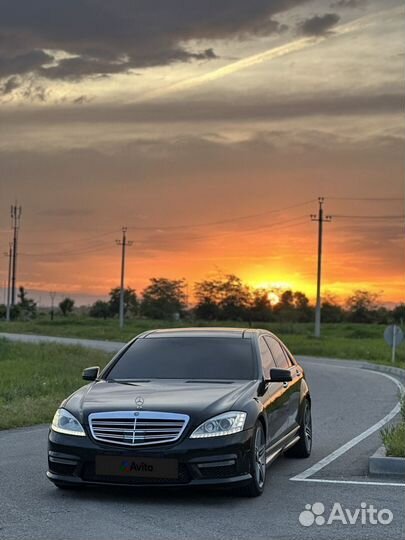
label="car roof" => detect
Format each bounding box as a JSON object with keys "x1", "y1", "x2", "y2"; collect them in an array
[{"x1": 137, "y1": 327, "x2": 260, "y2": 339}]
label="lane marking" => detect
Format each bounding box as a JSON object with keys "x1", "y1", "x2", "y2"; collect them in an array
[
  {"x1": 290, "y1": 371, "x2": 404, "y2": 483},
  {"x1": 292, "y1": 478, "x2": 405, "y2": 487}
]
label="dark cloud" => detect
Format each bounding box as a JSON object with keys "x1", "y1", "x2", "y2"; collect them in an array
[
  {"x1": 0, "y1": 75, "x2": 20, "y2": 95},
  {"x1": 331, "y1": 0, "x2": 366, "y2": 8},
  {"x1": 0, "y1": 49, "x2": 53, "y2": 77},
  {"x1": 1, "y1": 92, "x2": 401, "y2": 124},
  {"x1": 37, "y1": 48, "x2": 217, "y2": 80},
  {"x1": 297, "y1": 13, "x2": 340, "y2": 36},
  {"x1": 0, "y1": 0, "x2": 309, "y2": 80},
  {"x1": 72, "y1": 95, "x2": 91, "y2": 105}
]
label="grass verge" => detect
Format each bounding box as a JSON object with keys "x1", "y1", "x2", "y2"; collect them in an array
[
  {"x1": 0, "y1": 339, "x2": 110, "y2": 430},
  {"x1": 381, "y1": 395, "x2": 405, "y2": 458}
]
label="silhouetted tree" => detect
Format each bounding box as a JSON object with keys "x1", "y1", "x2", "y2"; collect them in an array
[
  {"x1": 321, "y1": 293, "x2": 344, "y2": 323},
  {"x1": 273, "y1": 290, "x2": 296, "y2": 321},
  {"x1": 293, "y1": 291, "x2": 313, "y2": 322},
  {"x1": 248, "y1": 288, "x2": 274, "y2": 322},
  {"x1": 89, "y1": 300, "x2": 111, "y2": 319},
  {"x1": 194, "y1": 274, "x2": 251, "y2": 321},
  {"x1": 217, "y1": 275, "x2": 251, "y2": 320},
  {"x1": 194, "y1": 277, "x2": 223, "y2": 320},
  {"x1": 17, "y1": 286, "x2": 37, "y2": 319},
  {"x1": 108, "y1": 287, "x2": 138, "y2": 317},
  {"x1": 59, "y1": 297, "x2": 75, "y2": 316},
  {"x1": 140, "y1": 278, "x2": 186, "y2": 319},
  {"x1": 346, "y1": 290, "x2": 379, "y2": 323},
  {"x1": 392, "y1": 303, "x2": 405, "y2": 324}
]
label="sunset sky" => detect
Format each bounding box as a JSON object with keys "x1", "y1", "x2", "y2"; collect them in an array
[{"x1": 0, "y1": 0, "x2": 404, "y2": 306}]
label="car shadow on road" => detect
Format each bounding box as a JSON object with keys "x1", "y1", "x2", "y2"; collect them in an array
[{"x1": 47, "y1": 483, "x2": 262, "y2": 506}]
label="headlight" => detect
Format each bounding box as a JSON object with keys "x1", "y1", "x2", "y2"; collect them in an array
[
  {"x1": 51, "y1": 408, "x2": 86, "y2": 437},
  {"x1": 190, "y1": 411, "x2": 247, "y2": 438}
]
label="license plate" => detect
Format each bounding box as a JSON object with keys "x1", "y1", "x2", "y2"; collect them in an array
[{"x1": 95, "y1": 456, "x2": 178, "y2": 479}]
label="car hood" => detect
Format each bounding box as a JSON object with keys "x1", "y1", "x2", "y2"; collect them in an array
[{"x1": 65, "y1": 379, "x2": 257, "y2": 426}]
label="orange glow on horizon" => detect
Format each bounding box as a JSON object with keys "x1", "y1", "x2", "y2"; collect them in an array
[{"x1": 15, "y1": 222, "x2": 404, "y2": 306}]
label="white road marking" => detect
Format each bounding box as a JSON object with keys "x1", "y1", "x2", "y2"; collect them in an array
[
  {"x1": 290, "y1": 370, "x2": 404, "y2": 484},
  {"x1": 292, "y1": 478, "x2": 405, "y2": 487}
]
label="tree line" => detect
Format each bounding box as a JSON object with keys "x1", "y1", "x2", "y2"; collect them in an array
[
  {"x1": 1, "y1": 276, "x2": 404, "y2": 324},
  {"x1": 0, "y1": 286, "x2": 75, "y2": 320},
  {"x1": 89, "y1": 275, "x2": 404, "y2": 324}
]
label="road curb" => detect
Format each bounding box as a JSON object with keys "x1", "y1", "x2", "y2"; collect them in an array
[
  {"x1": 300, "y1": 355, "x2": 405, "y2": 382},
  {"x1": 360, "y1": 362, "x2": 405, "y2": 381},
  {"x1": 369, "y1": 446, "x2": 405, "y2": 476}
]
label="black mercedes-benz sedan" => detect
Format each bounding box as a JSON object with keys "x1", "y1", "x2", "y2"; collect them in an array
[{"x1": 47, "y1": 328, "x2": 312, "y2": 496}]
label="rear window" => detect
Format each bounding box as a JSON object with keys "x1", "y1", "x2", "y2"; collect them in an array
[{"x1": 105, "y1": 337, "x2": 255, "y2": 380}]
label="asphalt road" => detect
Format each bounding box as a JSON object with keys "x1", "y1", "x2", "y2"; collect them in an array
[
  {"x1": 0, "y1": 335, "x2": 404, "y2": 540},
  {"x1": 0, "y1": 332, "x2": 124, "y2": 353}
]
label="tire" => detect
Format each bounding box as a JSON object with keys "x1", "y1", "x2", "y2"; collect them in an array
[
  {"x1": 239, "y1": 421, "x2": 267, "y2": 497},
  {"x1": 285, "y1": 399, "x2": 312, "y2": 459}
]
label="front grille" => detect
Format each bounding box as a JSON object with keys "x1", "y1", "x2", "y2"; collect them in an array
[{"x1": 88, "y1": 411, "x2": 189, "y2": 447}]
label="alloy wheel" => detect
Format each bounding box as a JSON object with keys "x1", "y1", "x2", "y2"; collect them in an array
[{"x1": 254, "y1": 425, "x2": 266, "y2": 488}]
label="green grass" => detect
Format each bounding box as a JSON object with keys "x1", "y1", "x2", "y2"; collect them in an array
[
  {"x1": 0, "y1": 339, "x2": 110, "y2": 430},
  {"x1": 0, "y1": 317, "x2": 403, "y2": 368},
  {"x1": 381, "y1": 395, "x2": 405, "y2": 458}
]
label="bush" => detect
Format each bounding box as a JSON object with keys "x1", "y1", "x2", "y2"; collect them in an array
[{"x1": 381, "y1": 394, "x2": 405, "y2": 457}]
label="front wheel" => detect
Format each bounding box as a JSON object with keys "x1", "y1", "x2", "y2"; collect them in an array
[
  {"x1": 240, "y1": 422, "x2": 267, "y2": 497},
  {"x1": 285, "y1": 399, "x2": 312, "y2": 458}
]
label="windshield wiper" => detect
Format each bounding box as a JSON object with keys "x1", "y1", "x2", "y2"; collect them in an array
[
  {"x1": 184, "y1": 380, "x2": 234, "y2": 384},
  {"x1": 106, "y1": 379, "x2": 151, "y2": 386}
]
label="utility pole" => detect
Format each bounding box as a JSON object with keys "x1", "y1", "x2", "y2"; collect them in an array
[
  {"x1": 4, "y1": 243, "x2": 12, "y2": 321},
  {"x1": 116, "y1": 227, "x2": 133, "y2": 329},
  {"x1": 49, "y1": 291, "x2": 56, "y2": 321},
  {"x1": 311, "y1": 197, "x2": 332, "y2": 338},
  {"x1": 10, "y1": 203, "x2": 22, "y2": 306}
]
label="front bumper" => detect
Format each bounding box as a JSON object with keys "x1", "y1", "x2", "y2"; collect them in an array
[{"x1": 47, "y1": 427, "x2": 254, "y2": 488}]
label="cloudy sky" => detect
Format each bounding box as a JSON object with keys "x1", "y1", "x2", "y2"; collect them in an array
[{"x1": 0, "y1": 0, "x2": 404, "y2": 305}]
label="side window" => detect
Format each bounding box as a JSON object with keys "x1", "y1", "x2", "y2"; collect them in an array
[
  {"x1": 259, "y1": 337, "x2": 276, "y2": 377},
  {"x1": 282, "y1": 344, "x2": 296, "y2": 366},
  {"x1": 264, "y1": 337, "x2": 291, "y2": 369}
]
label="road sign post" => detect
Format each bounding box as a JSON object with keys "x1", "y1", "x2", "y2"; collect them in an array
[{"x1": 384, "y1": 325, "x2": 404, "y2": 364}]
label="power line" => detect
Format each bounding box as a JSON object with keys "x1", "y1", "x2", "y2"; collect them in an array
[
  {"x1": 20, "y1": 228, "x2": 119, "y2": 248},
  {"x1": 16, "y1": 199, "x2": 317, "y2": 252},
  {"x1": 126, "y1": 199, "x2": 317, "y2": 231},
  {"x1": 333, "y1": 214, "x2": 404, "y2": 220},
  {"x1": 19, "y1": 240, "x2": 114, "y2": 258},
  {"x1": 326, "y1": 196, "x2": 401, "y2": 201},
  {"x1": 18, "y1": 214, "x2": 312, "y2": 257},
  {"x1": 311, "y1": 198, "x2": 332, "y2": 339}
]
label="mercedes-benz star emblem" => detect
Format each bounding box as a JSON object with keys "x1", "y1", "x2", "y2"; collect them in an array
[{"x1": 135, "y1": 396, "x2": 144, "y2": 409}]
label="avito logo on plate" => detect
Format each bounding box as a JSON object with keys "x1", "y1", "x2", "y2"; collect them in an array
[{"x1": 299, "y1": 502, "x2": 394, "y2": 527}]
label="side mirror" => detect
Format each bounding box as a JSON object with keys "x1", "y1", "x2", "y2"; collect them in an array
[
  {"x1": 269, "y1": 367, "x2": 292, "y2": 383},
  {"x1": 82, "y1": 366, "x2": 100, "y2": 381}
]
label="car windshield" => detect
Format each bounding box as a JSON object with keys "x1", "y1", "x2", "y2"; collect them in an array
[{"x1": 105, "y1": 337, "x2": 255, "y2": 380}]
